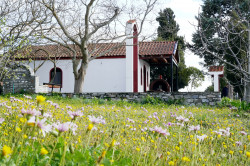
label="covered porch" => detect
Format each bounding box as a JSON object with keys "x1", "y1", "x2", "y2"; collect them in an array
[{"x1": 139, "y1": 41, "x2": 179, "y2": 92}]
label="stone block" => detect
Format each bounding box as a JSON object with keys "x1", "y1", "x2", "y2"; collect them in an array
[
  {"x1": 174, "y1": 95, "x2": 183, "y2": 99},
  {"x1": 186, "y1": 99, "x2": 194, "y2": 103},
  {"x1": 192, "y1": 95, "x2": 199, "y2": 99},
  {"x1": 202, "y1": 99, "x2": 209, "y2": 103},
  {"x1": 209, "y1": 102, "x2": 215, "y2": 106}
]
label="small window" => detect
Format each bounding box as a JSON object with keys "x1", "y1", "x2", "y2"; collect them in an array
[
  {"x1": 50, "y1": 68, "x2": 62, "y2": 86},
  {"x1": 147, "y1": 71, "x2": 148, "y2": 87}
]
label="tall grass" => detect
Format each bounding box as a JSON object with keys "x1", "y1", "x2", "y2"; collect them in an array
[{"x1": 0, "y1": 95, "x2": 249, "y2": 165}]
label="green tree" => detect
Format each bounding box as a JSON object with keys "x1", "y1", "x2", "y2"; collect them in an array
[
  {"x1": 190, "y1": 0, "x2": 250, "y2": 101},
  {"x1": 180, "y1": 67, "x2": 205, "y2": 91},
  {"x1": 151, "y1": 8, "x2": 203, "y2": 91}
]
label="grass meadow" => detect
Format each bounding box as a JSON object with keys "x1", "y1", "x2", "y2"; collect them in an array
[{"x1": 0, "y1": 95, "x2": 249, "y2": 165}]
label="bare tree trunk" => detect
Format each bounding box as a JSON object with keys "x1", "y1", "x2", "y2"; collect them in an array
[
  {"x1": 245, "y1": 25, "x2": 250, "y2": 102},
  {"x1": 74, "y1": 64, "x2": 88, "y2": 93}
]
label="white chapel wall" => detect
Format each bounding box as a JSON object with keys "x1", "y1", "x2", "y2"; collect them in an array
[
  {"x1": 26, "y1": 58, "x2": 126, "y2": 93},
  {"x1": 83, "y1": 58, "x2": 126, "y2": 92}
]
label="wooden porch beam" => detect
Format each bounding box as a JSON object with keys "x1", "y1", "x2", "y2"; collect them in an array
[
  {"x1": 162, "y1": 58, "x2": 168, "y2": 63},
  {"x1": 152, "y1": 58, "x2": 158, "y2": 63}
]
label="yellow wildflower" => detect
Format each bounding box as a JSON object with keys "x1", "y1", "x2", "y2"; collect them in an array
[
  {"x1": 105, "y1": 143, "x2": 110, "y2": 147},
  {"x1": 40, "y1": 147, "x2": 48, "y2": 155},
  {"x1": 110, "y1": 139, "x2": 116, "y2": 147},
  {"x1": 36, "y1": 95, "x2": 46, "y2": 104},
  {"x1": 182, "y1": 156, "x2": 190, "y2": 162},
  {"x1": 23, "y1": 134, "x2": 28, "y2": 139},
  {"x1": 175, "y1": 146, "x2": 180, "y2": 151},
  {"x1": 101, "y1": 151, "x2": 106, "y2": 158},
  {"x1": 168, "y1": 161, "x2": 174, "y2": 165},
  {"x1": 229, "y1": 150, "x2": 234, "y2": 155},
  {"x1": 141, "y1": 137, "x2": 146, "y2": 142},
  {"x1": 87, "y1": 123, "x2": 94, "y2": 131},
  {"x1": 16, "y1": 127, "x2": 22, "y2": 132},
  {"x1": 246, "y1": 151, "x2": 250, "y2": 158},
  {"x1": 2, "y1": 145, "x2": 12, "y2": 157}
]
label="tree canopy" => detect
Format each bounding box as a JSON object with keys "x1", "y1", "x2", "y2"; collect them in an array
[{"x1": 190, "y1": 0, "x2": 249, "y2": 100}]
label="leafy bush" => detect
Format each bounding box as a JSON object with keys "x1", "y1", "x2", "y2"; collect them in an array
[
  {"x1": 166, "y1": 98, "x2": 185, "y2": 105},
  {"x1": 140, "y1": 95, "x2": 163, "y2": 105},
  {"x1": 219, "y1": 97, "x2": 250, "y2": 111}
]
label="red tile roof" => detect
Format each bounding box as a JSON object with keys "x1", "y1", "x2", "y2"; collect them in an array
[
  {"x1": 127, "y1": 19, "x2": 136, "y2": 24},
  {"x1": 21, "y1": 41, "x2": 177, "y2": 59},
  {"x1": 209, "y1": 66, "x2": 224, "y2": 72}
]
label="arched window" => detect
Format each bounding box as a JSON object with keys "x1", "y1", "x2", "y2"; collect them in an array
[{"x1": 50, "y1": 68, "x2": 62, "y2": 86}]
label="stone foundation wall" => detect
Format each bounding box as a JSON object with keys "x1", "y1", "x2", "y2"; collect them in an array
[
  {"x1": 2, "y1": 65, "x2": 36, "y2": 94},
  {"x1": 60, "y1": 92, "x2": 221, "y2": 106}
]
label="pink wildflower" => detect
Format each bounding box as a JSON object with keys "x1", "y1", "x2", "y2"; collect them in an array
[
  {"x1": 150, "y1": 126, "x2": 170, "y2": 136},
  {"x1": 214, "y1": 128, "x2": 230, "y2": 136},
  {"x1": 37, "y1": 119, "x2": 52, "y2": 137},
  {"x1": 67, "y1": 122, "x2": 78, "y2": 135},
  {"x1": 21, "y1": 108, "x2": 41, "y2": 116},
  {"x1": 196, "y1": 135, "x2": 207, "y2": 142},
  {"x1": 53, "y1": 122, "x2": 70, "y2": 133},
  {"x1": 0, "y1": 118, "x2": 4, "y2": 124},
  {"x1": 176, "y1": 115, "x2": 189, "y2": 122},
  {"x1": 240, "y1": 131, "x2": 247, "y2": 135},
  {"x1": 66, "y1": 105, "x2": 72, "y2": 110},
  {"x1": 88, "y1": 115, "x2": 106, "y2": 124},
  {"x1": 127, "y1": 118, "x2": 135, "y2": 123},
  {"x1": 68, "y1": 110, "x2": 83, "y2": 120},
  {"x1": 23, "y1": 95, "x2": 32, "y2": 99},
  {"x1": 188, "y1": 125, "x2": 200, "y2": 131},
  {"x1": 236, "y1": 141, "x2": 242, "y2": 146}
]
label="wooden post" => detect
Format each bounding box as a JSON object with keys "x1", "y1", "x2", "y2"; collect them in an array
[
  {"x1": 176, "y1": 65, "x2": 178, "y2": 91},
  {"x1": 170, "y1": 55, "x2": 173, "y2": 92}
]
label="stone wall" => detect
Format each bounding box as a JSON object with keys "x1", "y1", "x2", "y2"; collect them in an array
[
  {"x1": 2, "y1": 65, "x2": 36, "y2": 94},
  {"x1": 60, "y1": 92, "x2": 221, "y2": 106}
]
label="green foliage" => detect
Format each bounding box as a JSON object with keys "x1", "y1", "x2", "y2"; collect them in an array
[
  {"x1": 140, "y1": 95, "x2": 163, "y2": 105},
  {"x1": 190, "y1": 0, "x2": 249, "y2": 98},
  {"x1": 180, "y1": 67, "x2": 205, "y2": 90},
  {"x1": 205, "y1": 85, "x2": 214, "y2": 92},
  {"x1": 156, "y1": 8, "x2": 180, "y2": 42},
  {"x1": 165, "y1": 97, "x2": 185, "y2": 105},
  {"x1": 219, "y1": 97, "x2": 250, "y2": 111}
]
